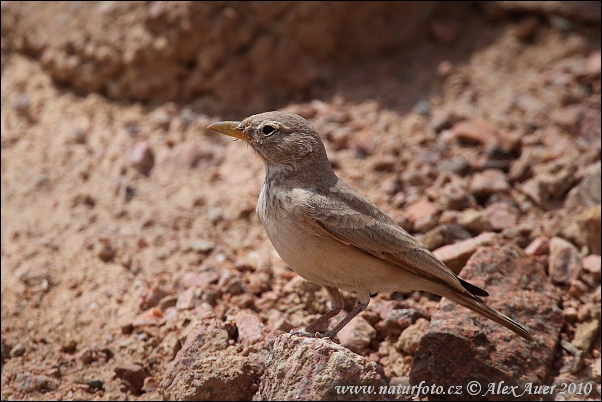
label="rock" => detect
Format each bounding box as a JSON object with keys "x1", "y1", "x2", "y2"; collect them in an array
[
  {"x1": 184, "y1": 239, "x2": 215, "y2": 253},
  {"x1": 458, "y1": 209, "x2": 493, "y2": 233},
  {"x1": 420, "y1": 223, "x2": 473, "y2": 251},
  {"x1": 176, "y1": 288, "x2": 198, "y2": 311},
  {"x1": 411, "y1": 242, "x2": 563, "y2": 400},
  {"x1": 437, "y1": 177, "x2": 474, "y2": 210},
  {"x1": 95, "y1": 239, "x2": 116, "y2": 262},
  {"x1": 10, "y1": 343, "x2": 26, "y2": 357},
  {"x1": 255, "y1": 334, "x2": 387, "y2": 401},
  {"x1": 582, "y1": 254, "x2": 601, "y2": 282},
  {"x1": 520, "y1": 158, "x2": 577, "y2": 209},
  {"x1": 450, "y1": 120, "x2": 499, "y2": 146},
  {"x1": 13, "y1": 373, "x2": 59, "y2": 393},
  {"x1": 469, "y1": 169, "x2": 511, "y2": 200},
  {"x1": 561, "y1": 164, "x2": 602, "y2": 254},
  {"x1": 114, "y1": 363, "x2": 148, "y2": 393},
  {"x1": 405, "y1": 199, "x2": 439, "y2": 233},
  {"x1": 439, "y1": 156, "x2": 470, "y2": 176},
  {"x1": 126, "y1": 141, "x2": 154, "y2": 176},
  {"x1": 572, "y1": 320, "x2": 600, "y2": 352},
  {"x1": 376, "y1": 308, "x2": 430, "y2": 338},
  {"x1": 524, "y1": 237, "x2": 549, "y2": 256},
  {"x1": 161, "y1": 319, "x2": 264, "y2": 400},
  {"x1": 186, "y1": 270, "x2": 221, "y2": 288},
  {"x1": 549, "y1": 237, "x2": 583, "y2": 286},
  {"x1": 551, "y1": 105, "x2": 583, "y2": 132},
  {"x1": 485, "y1": 202, "x2": 519, "y2": 232},
  {"x1": 141, "y1": 284, "x2": 173, "y2": 309},
  {"x1": 235, "y1": 310, "x2": 266, "y2": 347},
  {"x1": 433, "y1": 232, "x2": 498, "y2": 274},
  {"x1": 395, "y1": 318, "x2": 430, "y2": 355},
  {"x1": 337, "y1": 316, "x2": 376, "y2": 354}
]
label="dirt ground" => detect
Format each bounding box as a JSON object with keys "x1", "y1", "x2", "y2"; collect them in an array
[{"x1": 1, "y1": 2, "x2": 600, "y2": 401}]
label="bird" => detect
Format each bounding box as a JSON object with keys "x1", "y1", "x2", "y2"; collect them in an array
[{"x1": 208, "y1": 111, "x2": 534, "y2": 342}]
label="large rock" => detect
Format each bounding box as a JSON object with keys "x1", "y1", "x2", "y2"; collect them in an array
[
  {"x1": 161, "y1": 318, "x2": 264, "y2": 400},
  {"x1": 255, "y1": 334, "x2": 388, "y2": 401},
  {"x1": 410, "y1": 242, "x2": 563, "y2": 401}
]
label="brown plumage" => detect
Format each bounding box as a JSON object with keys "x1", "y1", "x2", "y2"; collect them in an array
[{"x1": 208, "y1": 111, "x2": 534, "y2": 342}]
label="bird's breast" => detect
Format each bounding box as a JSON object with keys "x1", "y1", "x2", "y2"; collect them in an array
[{"x1": 256, "y1": 183, "x2": 401, "y2": 293}]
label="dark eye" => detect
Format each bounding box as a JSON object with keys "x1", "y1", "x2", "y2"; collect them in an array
[{"x1": 262, "y1": 125, "x2": 276, "y2": 135}]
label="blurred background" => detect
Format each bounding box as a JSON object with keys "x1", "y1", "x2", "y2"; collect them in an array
[{"x1": 1, "y1": 2, "x2": 600, "y2": 401}]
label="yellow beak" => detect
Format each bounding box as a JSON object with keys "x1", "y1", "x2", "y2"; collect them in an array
[{"x1": 208, "y1": 121, "x2": 249, "y2": 142}]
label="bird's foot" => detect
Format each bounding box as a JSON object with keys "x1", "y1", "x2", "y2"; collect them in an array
[{"x1": 290, "y1": 329, "x2": 335, "y2": 339}]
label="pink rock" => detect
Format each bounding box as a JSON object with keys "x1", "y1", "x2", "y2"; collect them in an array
[
  {"x1": 405, "y1": 199, "x2": 439, "y2": 233},
  {"x1": 433, "y1": 232, "x2": 498, "y2": 274},
  {"x1": 161, "y1": 320, "x2": 263, "y2": 400},
  {"x1": 411, "y1": 242, "x2": 563, "y2": 397},
  {"x1": 582, "y1": 254, "x2": 601, "y2": 277},
  {"x1": 395, "y1": 318, "x2": 430, "y2": 354},
  {"x1": 549, "y1": 237, "x2": 582, "y2": 286},
  {"x1": 451, "y1": 120, "x2": 499, "y2": 146},
  {"x1": 256, "y1": 334, "x2": 387, "y2": 400},
  {"x1": 524, "y1": 237, "x2": 550, "y2": 255},
  {"x1": 469, "y1": 169, "x2": 510, "y2": 199},
  {"x1": 235, "y1": 310, "x2": 265, "y2": 347},
  {"x1": 485, "y1": 203, "x2": 519, "y2": 232},
  {"x1": 551, "y1": 105, "x2": 583, "y2": 130},
  {"x1": 126, "y1": 141, "x2": 154, "y2": 176},
  {"x1": 337, "y1": 316, "x2": 376, "y2": 354}
]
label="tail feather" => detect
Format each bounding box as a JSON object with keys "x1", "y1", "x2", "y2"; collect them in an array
[{"x1": 446, "y1": 291, "x2": 534, "y2": 341}]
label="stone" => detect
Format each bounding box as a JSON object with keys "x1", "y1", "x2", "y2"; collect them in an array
[
  {"x1": 161, "y1": 319, "x2": 264, "y2": 400},
  {"x1": 395, "y1": 318, "x2": 430, "y2": 355},
  {"x1": 524, "y1": 237, "x2": 549, "y2": 256},
  {"x1": 458, "y1": 209, "x2": 493, "y2": 233},
  {"x1": 405, "y1": 199, "x2": 439, "y2": 233},
  {"x1": 469, "y1": 169, "x2": 511, "y2": 200},
  {"x1": 376, "y1": 308, "x2": 430, "y2": 338},
  {"x1": 572, "y1": 320, "x2": 600, "y2": 352},
  {"x1": 520, "y1": 158, "x2": 577, "y2": 209},
  {"x1": 126, "y1": 141, "x2": 154, "y2": 176},
  {"x1": 235, "y1": 310, "x2": 266, "y2": 347},
  {"x1": 549, "y1": 237, "x2": 583, "y2": 286},
  {"x1": 561, "y1": 164, "x2": 601, "y2": 254},
  {"x1": 337, "y1": 316, "x2": 376, "y2": 354},
  {"x1": 255, "y1": 334, "x2": 387, "y2": 401},
  {"x1": 420, "y1": 223, "x2": 473, "y2": 251},
  {"x1": 433, "y1": 232, "x2": 498, "y2": 274},
  {"x1": 485, "y1": 203, "x2": 519, "y2": 232},
  {"x1": 114, "y1": 363, "x2": 148, "y2": 393},
  {"x1": 411, "y1": 242, "x2": 563, "y2": 401}
]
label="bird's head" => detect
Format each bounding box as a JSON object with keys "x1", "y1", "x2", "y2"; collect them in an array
[{"x1": 208, "y1": 111, "x2": 330, "y2": 170}]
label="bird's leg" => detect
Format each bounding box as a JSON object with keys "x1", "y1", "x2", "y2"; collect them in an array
[
  {"x1": 291, "y1": 286, "x2": 344, "y2": 338},
  {"x1": 322, "y1": 295, "x2": 369, "y2": 339}
]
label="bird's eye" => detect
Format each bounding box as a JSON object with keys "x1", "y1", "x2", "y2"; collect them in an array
[{"x1": 262, "y1": 125, "x2": 276, "y2": 136}]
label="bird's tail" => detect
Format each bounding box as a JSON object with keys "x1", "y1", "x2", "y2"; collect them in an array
[{"x1": 443, "y1": 290, "x2": 534, "y2": 341}]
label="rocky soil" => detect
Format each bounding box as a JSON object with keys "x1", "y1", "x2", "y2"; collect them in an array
[{"x1": 1, "y1": 2, "x2": 600, "y2": 401}]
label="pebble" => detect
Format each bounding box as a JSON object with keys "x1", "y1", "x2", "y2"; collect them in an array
[
  {"x1": 395, "y1": 318, "x2": 430, "y2": 354},
  {"x1": 524, "y1": 237, "x2": 550, "y2": 255},
  {"x1": 572, "y1": 320, "x2": 600, "y2": 352},
  {"x1": 549, "y1": 237, "x2": 583, "y2": 286},
  {"x1": 337, "y1": 316, "x2": 376, "y2": 354},
  {"x1": 10, "y1": 343, "x2": 26, "y2": 357},
  {"x1": 126, "y1": 141, "x2": 154, "y2": 176},
  {"x1": 184, "y1": 239, "x2": 215, "y2": 253},
  {"x1": 114, "y1": 363, "x2": 148, "y2": 393},
  {"x1": 469, "y1": 169, "x2": 511, "y2": 200},
  {"x1": 458, "y1": 208, "x2": 492, "y2": 233}
]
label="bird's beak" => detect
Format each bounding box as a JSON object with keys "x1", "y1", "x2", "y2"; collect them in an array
[{"x1": 208, "y1": 121, "x2": 249, "y2": 142}]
